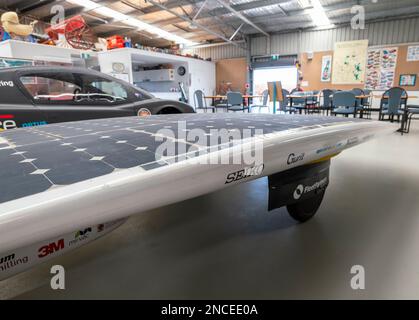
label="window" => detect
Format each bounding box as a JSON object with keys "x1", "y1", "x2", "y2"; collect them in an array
[
  {"x1": 20, "y1": 72, "x2": 132, "y2": 105},
  {"x1": 82, "y1": 75, "x2": 129, "y2": 104},
  {"x1": 21, "y1": 74, "x2": 82, "y2": 102}
]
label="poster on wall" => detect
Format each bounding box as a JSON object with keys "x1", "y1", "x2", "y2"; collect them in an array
[
  {"x1": 332, "y1": 40, "x2": 368, "y2": 85},
  {"x1": 399, "y1": 74, "x2": 416, "y2": 86},
  {"x1": 320, "y1": 55, "x2": 332, "y2": 82},
  {"x1": 407, "y1": 45, "x2": 419, "y2": 61},
  {"x1": 365, "y1": 47, "x2": 398, "y2": 90}
]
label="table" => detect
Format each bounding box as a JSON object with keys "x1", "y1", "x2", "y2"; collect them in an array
[
  {"x1": 205, "y1": 95, "x2": 262, "y2": 108},
  {"x1": 288, "y1": 94, "x2": 320, "y2": 114},
  {"x1": 374, "y1": 95, "x2": 418, "y2": 99}
]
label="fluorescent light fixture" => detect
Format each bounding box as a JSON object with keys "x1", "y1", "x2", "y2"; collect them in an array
[
  {"x1": 297, "y1": 0, "x2": 311, "y2": 9},
  {"x1": 66, "y1": 0, "x2": 196, "y2": 45},
  {"x1": 310, "y1": 0, "x2": 332, "y2": 26},
  {"x1": 298, "y1": 0, "x2": 333, "y2": 27}
]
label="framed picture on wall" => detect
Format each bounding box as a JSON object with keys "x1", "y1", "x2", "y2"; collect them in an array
[
  {"x1": 399, "y1": 74, "x2": 417, "y2": 86},
  {"x1": 321, "y1": 55, "x2": 332, "y2": 82}
]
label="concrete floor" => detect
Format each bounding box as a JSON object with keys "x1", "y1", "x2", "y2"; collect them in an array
[{"x1": 2, "y1": 119, "x2": 419, "y2": 299}]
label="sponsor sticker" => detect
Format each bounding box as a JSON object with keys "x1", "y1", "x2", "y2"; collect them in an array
[
  {"x1": 0, "y1": 80, "x2": 14, "y2": 87},
  {"x1": 287, "y1": 152, "x2": 305, "y2": 165},
  {"x1": 0, "y1": 253, "x2": 29, "y2": 273},
  {"x1": 293, "y1": 177, "x2": 329, "y2": 200},
  {"x1": 225, "y1": 164, "x2": 264, "y2": 184}
]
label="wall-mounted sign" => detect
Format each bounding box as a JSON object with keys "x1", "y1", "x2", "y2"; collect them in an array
[
  {"x1": 321, "y1": 55, "x2": 332, "y2": 82},
  {"x1": 399, "y1": 74, "x2": 416, "y2": 86},
  {"x1": 332, "y1": 40, "x2": 368, "y2": 84},
  {"x1": 407, "y1": 45, "x2": 419, "y2": 61},
  {"x1": 365, "y1": 47, "x2": 398, "y2": 90}
]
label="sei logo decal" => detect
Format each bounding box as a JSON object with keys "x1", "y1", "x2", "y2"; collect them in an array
[{"x1": 225, "y1": 164, "x2": 264, "y2": 184}]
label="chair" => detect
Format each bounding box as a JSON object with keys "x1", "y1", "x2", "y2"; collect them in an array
[
  {"x1": 290, "y1": 92, "x2": 307, "y2": 114},
  {"x1": 406, "y1": 105, "x2": 419, "y2": 133},
  {"x1": 193, "y1": 90, "x2": 215, "y2": 113},
  {"x1": 362, "y1": 89, "x2": 372, "y2": 119},
  {"x1": 319, "y1": 89, "x2": 334, "y2": 116},
  {"x1": 279, "y1": 89, "x2": 296, "y2": 114},
  {"x1": 213, "y1": 90, "x2": 231, "y2": 112},
  {"x1": 351, "y1": 88, "x2": 365, "y2": 117},
  {"x1": 331, "y1": 91, "x2": 357, "y2": 117},
  {"x1": 306, "y1": 90, "x2": 320, "y2": 114},
  {"x1": 250, "y1": 90, "x2": 269, "y2": 113},
  {"x1": 379, "y1": 87, "x2": 406, "y2": 122},
  {"x1": 227, "y1": 92, "x2": 249, "y2": 112}
]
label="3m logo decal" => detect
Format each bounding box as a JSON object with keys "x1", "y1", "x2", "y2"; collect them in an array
[{"x1": 38, "y1": 239, "x2": 65, "y2": 258}]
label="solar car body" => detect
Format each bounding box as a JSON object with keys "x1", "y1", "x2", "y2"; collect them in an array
[
  {"x1": 0, "y1": 66, "x2": 194, "y2": 131},
  {"x1": 0, "y1": 113, "x2": 394, "y2": 280}
]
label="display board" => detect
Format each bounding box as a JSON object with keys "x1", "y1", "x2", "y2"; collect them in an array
[
  {"x1": 216, "y1": 57, "x2": 247, "y2": 94},
  {"x1": 321, "y1": 55, "x2": 332, "y2": 82},
  {"x1": 300, "y1": 45, "x2": 419, "y2": 91},
  {"x1": 332, "y1": 40, "x2": 368, "y2": 85},
  {"x1": 267, "y1": 81, "x2": 283, "y2": 101},
  {"x1": 407, "y1": 45, "x2": 419, "y2": 61},
  {"x1": 365, "y1": 47, "x2": 398, "y2": 90}
]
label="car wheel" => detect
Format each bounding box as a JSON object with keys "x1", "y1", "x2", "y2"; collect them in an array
[{"x1": 286, "y1": 190, "x2": 325, "y2": 223}]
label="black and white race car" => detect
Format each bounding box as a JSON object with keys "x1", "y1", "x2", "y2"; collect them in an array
[{"x1": 0, "y1": 66, "x2": 194, "y2": 131}]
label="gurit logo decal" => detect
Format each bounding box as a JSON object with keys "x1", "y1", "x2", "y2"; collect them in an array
[{"x1": 287, "y1": 153, "x2": 305, "y2": 165}]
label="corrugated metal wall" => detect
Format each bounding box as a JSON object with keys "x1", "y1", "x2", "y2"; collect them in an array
[
  {"x1": 261, "y1": 16, "x2": 419, "y2": 55},
  {"x1": 187, "y1": 16, "x2": 419, "y2": 60},
  {"x1": 187, "y1": 44, "x2": 247, "y2": 61}
]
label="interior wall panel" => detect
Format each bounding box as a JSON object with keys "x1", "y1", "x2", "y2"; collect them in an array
[{"x1": 186, "y1": 16, "x2": 419, "y2": 60}]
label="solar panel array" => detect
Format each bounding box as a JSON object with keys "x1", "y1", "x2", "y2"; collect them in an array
[{"x1": 0, "y1": 113, "x2": 358, "y2": 205}]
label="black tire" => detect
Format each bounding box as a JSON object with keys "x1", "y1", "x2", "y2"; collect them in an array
[{"x1": 286, "y1": 190, "x2": 325, "y2": 223}]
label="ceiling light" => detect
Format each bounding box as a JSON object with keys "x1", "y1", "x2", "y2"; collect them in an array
[
  {"x1": 299, "y1": 0, "x2": 333, "y2": 27},
  {"x1": 66, "y1": 0, "x2": 196, "y2": 45},
  {"x1": 310, "y1": 0, "x2": 331, "y2": 26},
  {"x1": 297, "y1": 0, "x2": 311, "y2": 9}
]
